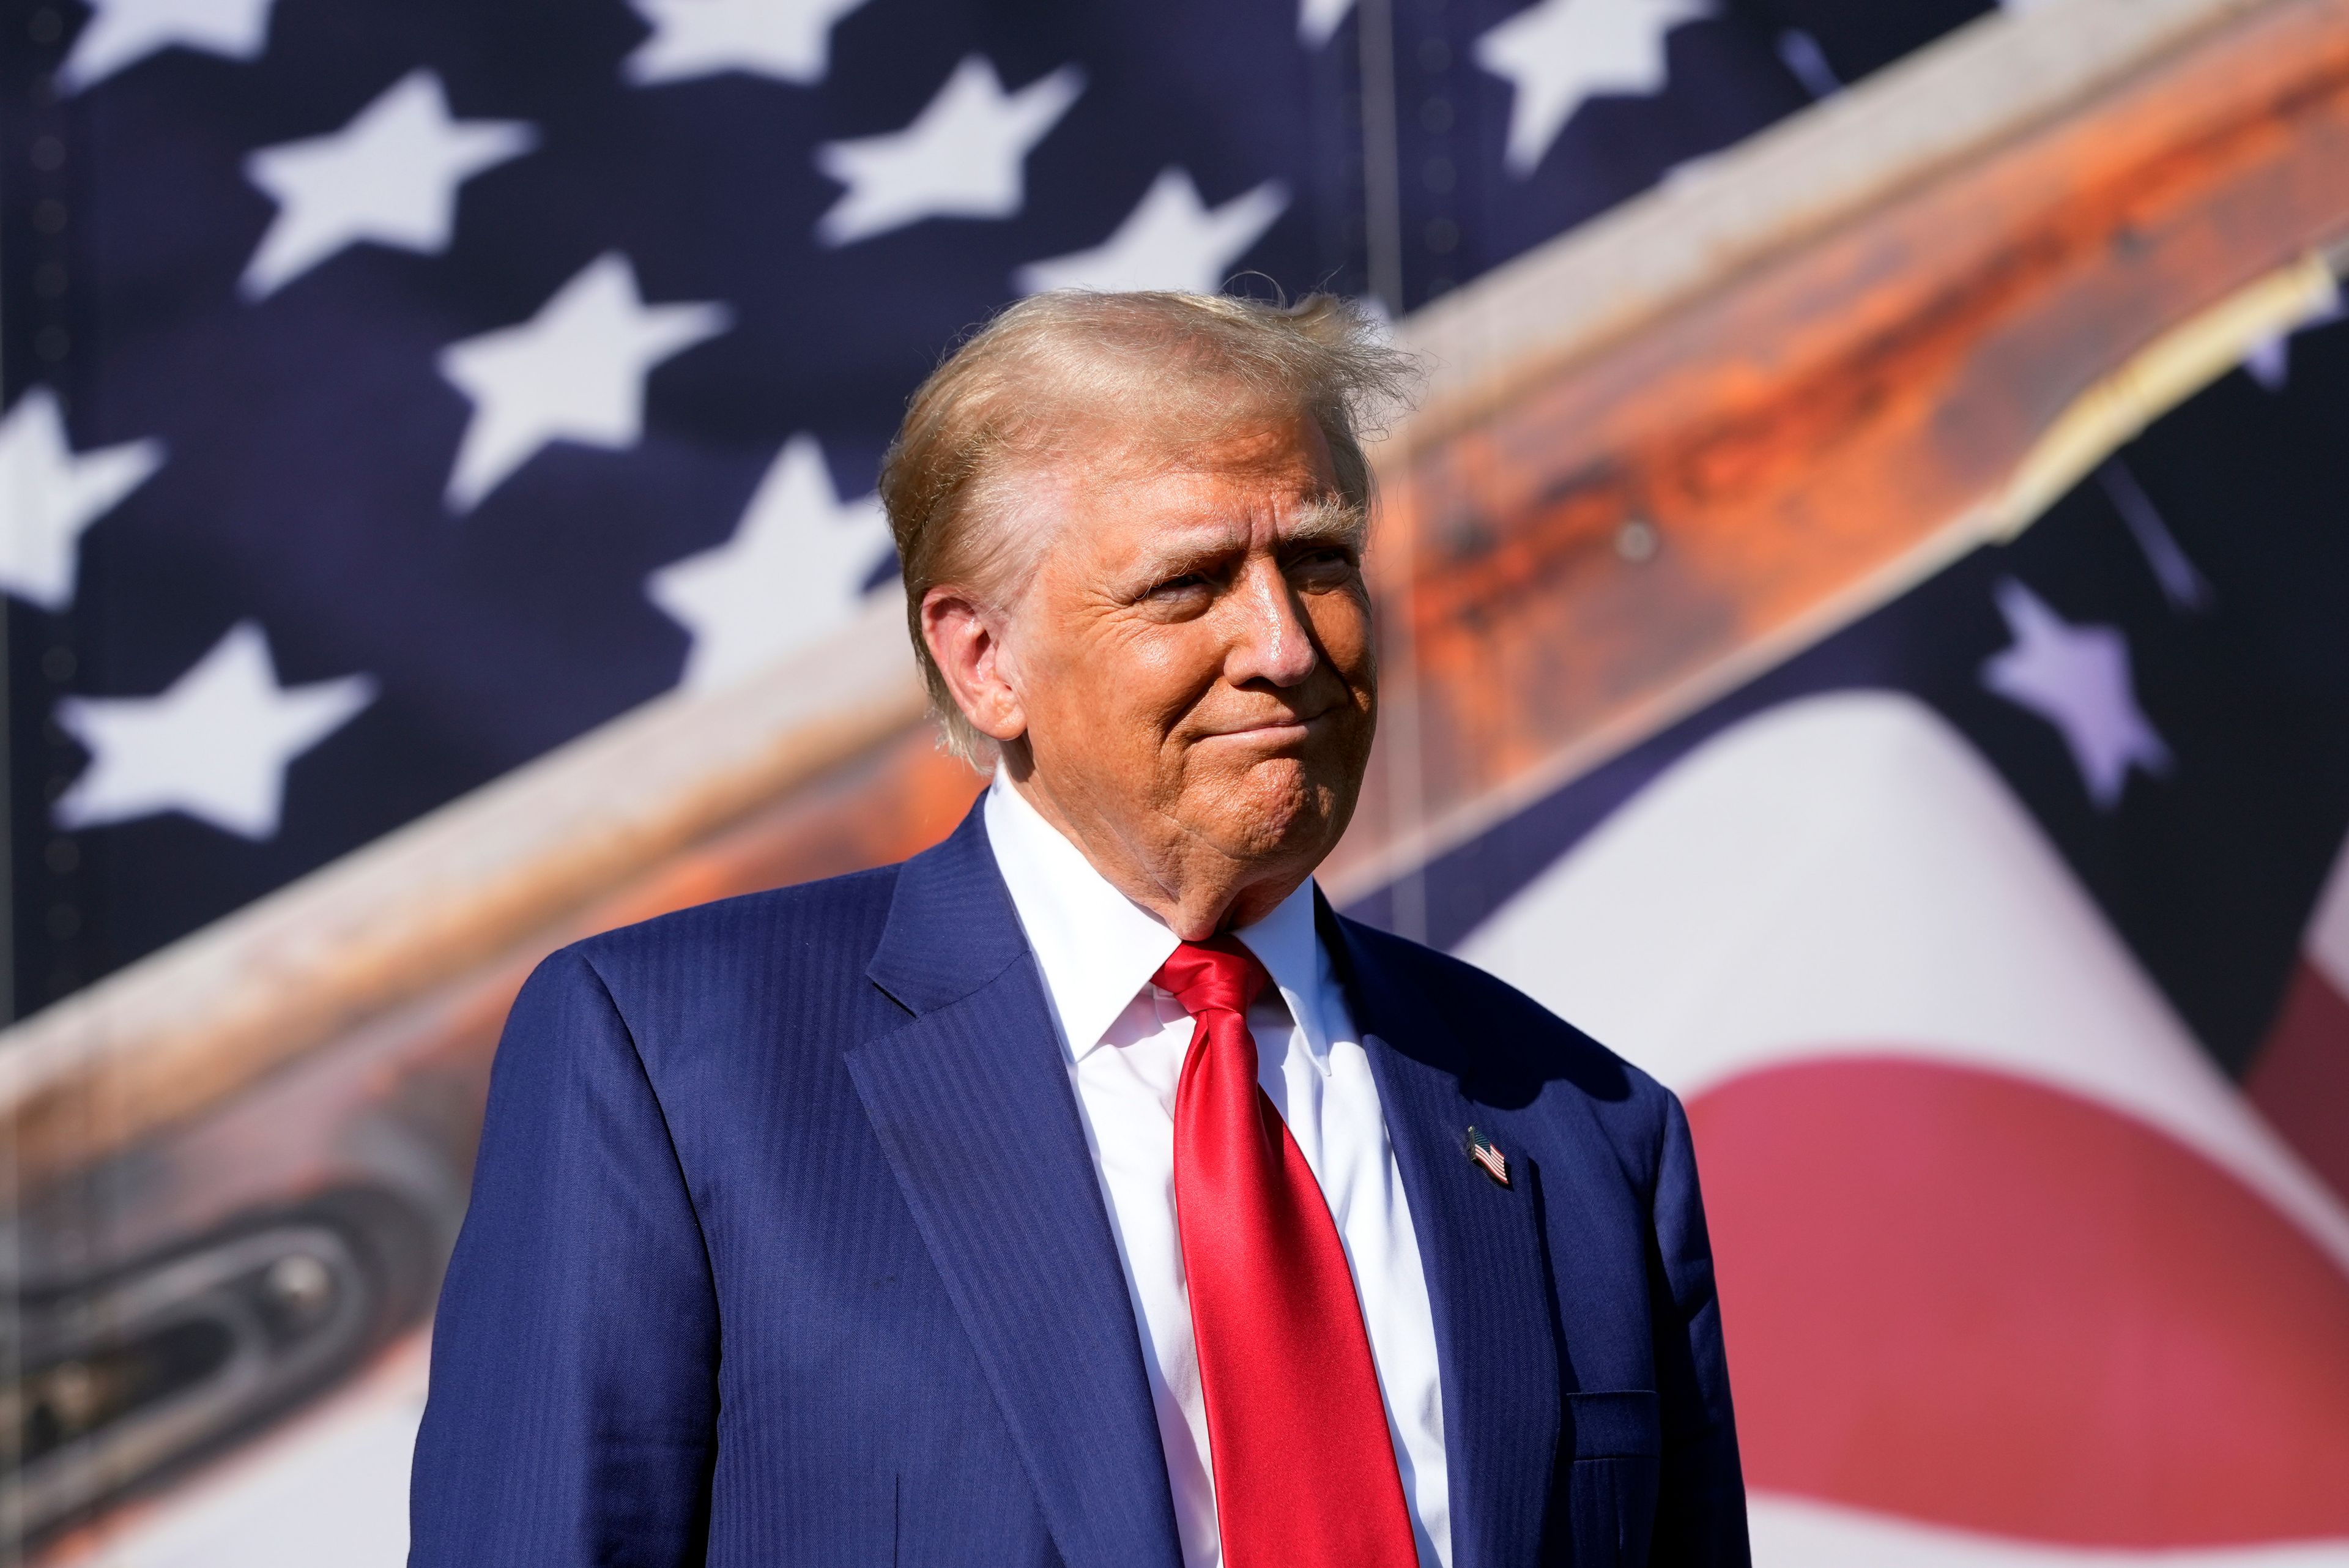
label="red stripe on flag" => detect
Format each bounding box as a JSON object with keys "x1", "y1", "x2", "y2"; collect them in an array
[{"x1": 1689, "y1": 1055, "x2": 2349, "y2": 1548}]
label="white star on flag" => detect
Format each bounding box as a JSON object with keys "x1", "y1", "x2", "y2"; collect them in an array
[
  {"x1": 1981, "y1": 578, "x2": 2172, "y2": 809},
  {"x1": 647, "y1": 435, "x2": 894, "y2": 691},
  {"x1": 0, "y1": 387, "x2": 165, "y2": 612},
  {"x1": 624, "y1": 0, "x2": 873, "y2": 86},
  {"x1": 53, "y1": 620, "x2": 376, "y2": 839},
  {"x1": 59, "y1": 0, "x2": 277, "y2": 93},
  {"x1": 1474, "y1": 0, "x2": 1712, "y2": 176},
  {"x1": 437, "y1": 251, "x2": 732, "y2": 513},
  {"x1": 240, "y1": 70, "x2": 537, "y2": 299},
  {"x1": 813, "y1": 55, "x2": 1084, "y2": 247},
  {"x1": 1014, "y1": 168, "x2": 1288, "y2": 296}
]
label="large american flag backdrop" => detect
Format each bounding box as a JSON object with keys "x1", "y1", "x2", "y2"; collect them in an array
[{"x1": 4, "y1": 0, "x2": 2347, "y2": 1561}]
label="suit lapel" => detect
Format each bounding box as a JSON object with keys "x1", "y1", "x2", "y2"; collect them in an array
[
  {"x1": 850, "y1": 809, "x2": 1182, "y2": 1568},
  {"x1": 1327, "y1": 905, "x2": 1562, "y2": 1568}
]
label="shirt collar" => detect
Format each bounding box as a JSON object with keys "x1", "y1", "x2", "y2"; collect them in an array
[
  {"x1": 981, "y1": 771, "x2": 1332, "y2": 1068},
  {"x1": 1226, "y1": 863, "x2": 1334, "y2": 1072}
]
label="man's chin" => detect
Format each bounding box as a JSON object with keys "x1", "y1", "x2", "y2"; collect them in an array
[{"x1": 1187, "y1": 755, "x2": 1362, "y2": 864}]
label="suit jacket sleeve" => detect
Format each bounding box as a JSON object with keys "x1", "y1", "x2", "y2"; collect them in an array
[
  {"x1": 410, "y1": 948, "x2": 720, "y2": 1568},
  {"x1": 1647, "y1": 1087, "x2": 1752, "y2": 1566}
]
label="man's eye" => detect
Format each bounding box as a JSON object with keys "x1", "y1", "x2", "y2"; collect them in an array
[
  {"x1": 1291, "y1": 550, "x2": 1358, "y2": 585},
  {"x1": 1148, "y1": 573, "x2": 1210, "y2": 599}
]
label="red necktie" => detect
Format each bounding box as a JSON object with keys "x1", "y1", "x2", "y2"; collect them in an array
[{"x1": 1155, "y1": 938, "x2": 1420, "y2": 1568}]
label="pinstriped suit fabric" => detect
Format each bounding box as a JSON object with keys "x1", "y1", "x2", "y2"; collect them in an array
[{"x1": 409, "y1": 804, "x2": 1748, "y2": 1567}]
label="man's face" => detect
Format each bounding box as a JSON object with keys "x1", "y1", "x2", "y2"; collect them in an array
[{"x1": 999, "y1": 409, "x2": 1378, "y2": 913}]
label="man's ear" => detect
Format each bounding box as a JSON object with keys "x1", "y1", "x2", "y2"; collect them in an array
[{"x1": 921, "y1": 587, "x2": 1028, "y2": 744}]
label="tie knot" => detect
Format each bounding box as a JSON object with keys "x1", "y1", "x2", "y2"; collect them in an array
[{"x1": 1152, "y1": 938, "x2": 1272, "y2": 1019}]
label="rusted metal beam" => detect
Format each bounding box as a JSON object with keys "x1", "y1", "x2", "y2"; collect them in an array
[{"x1": 1338, "y1": 0, "x2": 2349, "y2": 890}]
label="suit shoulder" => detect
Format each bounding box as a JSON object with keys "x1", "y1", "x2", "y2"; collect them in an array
[
  {"x1": 1337, "y1": 915, "x2": 1677, "y2": 1128},
  {"x1": 566, "y1": 861, "x2": 903, "y2": 997}
]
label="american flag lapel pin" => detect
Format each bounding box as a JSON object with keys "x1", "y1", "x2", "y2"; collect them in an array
[{"x1": 1465, "y1": 1126, "x2": 1510, "y2": 1188}]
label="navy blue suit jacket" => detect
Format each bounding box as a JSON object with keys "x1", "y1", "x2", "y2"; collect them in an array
[{"x1": 410, "y1": 805, "x2": 1747, "y2": 1567}]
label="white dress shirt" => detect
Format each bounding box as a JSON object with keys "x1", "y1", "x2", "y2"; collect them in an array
[{"x1": 982, "y1": 774, "x2": 1451, "y2": 1568}]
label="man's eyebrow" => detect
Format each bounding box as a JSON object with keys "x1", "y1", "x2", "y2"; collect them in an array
[
  {"x1": 1127, "y1": 497, "x2": 1367, "y2": 583},
  {"x1": 1283, "y1": 497, "x2": 1370, "y2": 547}
]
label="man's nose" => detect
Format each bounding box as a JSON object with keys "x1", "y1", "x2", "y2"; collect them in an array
[{"x1": 1225, "y1": 559, "x2": 1320, "y2": 688}]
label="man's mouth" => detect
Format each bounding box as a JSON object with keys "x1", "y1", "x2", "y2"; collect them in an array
[{"x1": 1202, "y1": 709, "x2": 1332, "y2": 740}]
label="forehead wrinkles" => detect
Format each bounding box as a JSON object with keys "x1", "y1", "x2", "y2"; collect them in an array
[
  {"x1": 978, "y1": 410, "x2": 1351, "y2": 604},
  {"x1": 1079, "y1": 412, "x2": 1341, "y2": 512},
  {"x1": 1012, "y1": 418, "x2": 1326, "y2": 517}
]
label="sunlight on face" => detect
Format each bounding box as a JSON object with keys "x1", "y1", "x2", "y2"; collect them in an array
[{"x1": 1000, "y1": 411, "x2": 1379, "y2": 890}]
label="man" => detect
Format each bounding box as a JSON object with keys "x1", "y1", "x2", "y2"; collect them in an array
[{"x1": 410, "y1": 291, "x2": 1746, "y2": 1567}]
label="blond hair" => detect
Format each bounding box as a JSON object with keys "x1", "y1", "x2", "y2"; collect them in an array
[{"x1": 878, "y1": 289, "x2": 1417, "y2": 760}]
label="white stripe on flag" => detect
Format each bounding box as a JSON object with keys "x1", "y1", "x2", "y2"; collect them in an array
[{"x1": 1751, "y1": 1493, "x2": 2349, "y2": 1567}]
